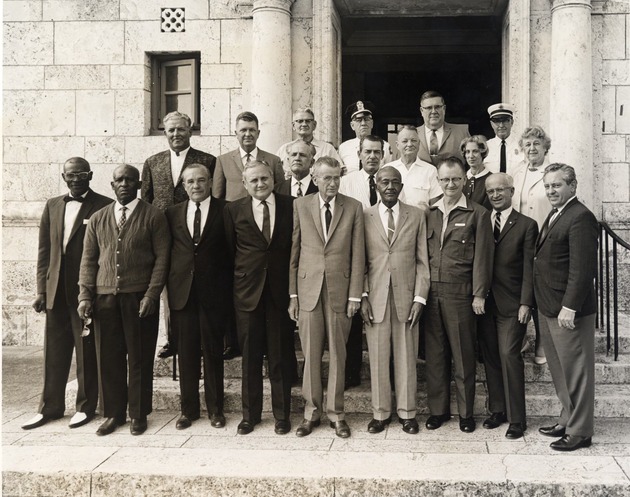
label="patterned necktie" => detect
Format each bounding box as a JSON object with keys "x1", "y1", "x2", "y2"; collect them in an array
[
  {"x1": 296, "y1": 181, "x2": 303, "y2": 197},
  {"x1": 117, "y1": 206, "x2": 127, "y2": 232},
  {"x1": 387, "y1": 208, "x2": 395, "y2": 243},
  {"x1": 261, "y1": 200, "x2": 271, "y2": 243},
  {"x1": 369, "y1": 175, "x2": 377, "y2": 206},
  {"x1": 245, "y1": 153, "x2": 252, "y2": 164},
  {"x1": 500, "y1": 140, "x2": 507, "y2": 173},
  {"x1": 193, "y1": 202, "x2": 201, "y2": 245},
  {"x1": 324, "y1": 202, "x2": 332, "y2": 234},
  {"x1": 429, "y1": 130, "x2": 438, "y2": 156},
  {"x1": 493, "y1": 211, "x2": 501, "y2": 242}
]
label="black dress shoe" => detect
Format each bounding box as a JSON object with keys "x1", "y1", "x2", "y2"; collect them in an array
[
  {"x1": 399, "y1": 417, "x2": 420, "y2": 435},
  {"x1": 157, "y1": 342, "x2": 174, "y2": 359},
  {"x1": 296, "y1": 419, "x2": 320, "y2": 437},
  {"x1": 425, "y1": 414, "x2": 451, "y2": 430},
  {"x1": 483, "y1": 412, "x2": 507, "y2": 429},
  {"x1": 130, "y1": 417, "x2": 147, "y2": 436},
  {"x1": 210, "y1": 413, "x2": 226, "y2": 428},
  {"x1": 176, "y1": 414, "x2": 198, "y2": 430},
  {"x1": 505, "y1": 423, "x2": 526, "y2": 439},
  {"x1": 274, "y1": 419, "x2": 291, "y2": 435},
  {"x1": 330, "y1": 420, "x2": 351, "y2": 438},
  {"x1": 237, "y1": 419, "x2": 258, "y2": 435},
  {"x1": 459, "y1": 416, "x2": 476, "y2": 433},
  {"x1": 539, "y1": 423, "x2": 566, "y2": 438},
  {"x1": 96, "y1": 416, "x2": 126, "y2": 436},
  {"x1": 367, "y1": 417, "x2": 391, "y2": 434},
  {"x1": 550, "y1": 434, "x2": 592, "y2": 451},
  {"x1": 223, "y1": 346, "x2": 241, "y2": 360}
]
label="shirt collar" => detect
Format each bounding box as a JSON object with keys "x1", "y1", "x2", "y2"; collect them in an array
[
  {"x1": 555, "y1": 196, "x2": 577, "y2": 214},
  {"x1": 378, "y1": 201, "x2": 399, "y2": 216},
  {"x1": 318, "y1": 194, "x2": 336, "y2": 208},
  {"x1": 67, "y1": 190, "x2": 89, "y2": 199},
  {"x1": 115, "y1": 197, "x2": 139, "y2": 213},
  {"x1": 467, "y1": 168, "x2": 492, "y2": 179},
  {"x1": 253, "y1": 192, "x2": 275, "y2": 208},
  {"x1": 170, "y1": 146, "x2": 190, "y2": 158},
  {"x1": 293, "y1": 175, "x2": 311, "y2": 186},
  {"x1": 494, "y1": 206, "x2": 513, "y2": 219},
  {"x1": 188, "y1": 196, "x2": 211, "y2": 210},
  {"x1": 434, "y1": 193, "x2": 467, "y2": 214},
  {"x1": 240, "y1": 147, "x2": 259, "y2": 160}
]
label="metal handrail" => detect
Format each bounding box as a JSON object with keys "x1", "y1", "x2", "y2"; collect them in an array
[{"x1": 597, "y1": 221, "x2": 630, "y2": 360}]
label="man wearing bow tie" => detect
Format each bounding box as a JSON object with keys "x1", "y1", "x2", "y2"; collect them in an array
[{"x1": 22, "y1": 158, "x2": 113, "y2": 431}]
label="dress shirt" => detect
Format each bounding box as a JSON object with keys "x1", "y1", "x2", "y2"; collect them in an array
[
  {"x1": 169, "y1": 147, "x2": 190, "y2": 186},
  {"x1": 186, "y1": 196, "x2": 211, "y2": 239},
  {"x1": 252, "y1": 193, "x2": 276, "y2": 236},
  {"x1": 240, "y1": 147, "x2": 259, "y2": 166},
  {"x1": 318, "y1": 194, "x2": 335, "y2": 242},
  {"x1": 339, "y1": 169, "x2": 374, "y2": 208},
  {"x1": 491, "y1": 206, "x2": 513, "y2": 233},
  {"x1": 485, "y1": 135, "x2": 521, "y2": 175},
  {"x1": 114, "y1": 198, "x2": 139, "y2": 225},
  {"x1": 434, "y1": 194, "x2": 468, "y2": 248},
  {"x1": 424, "y1": 126, "x2": 444, "y2": 150},
  {"x1": 551, "y1": 196, "x2": 576, "y2": 223},
  {"x1": 62, "y1": 190, "x2": 88, "y2": 253},
  {"x1": 291, "y1": 175, "x2": 313, "y2": 197},
  {"x1": 388, "y1": 158, "x2": 442, "y2": 208}
]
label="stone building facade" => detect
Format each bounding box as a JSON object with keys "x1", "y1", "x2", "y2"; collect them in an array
[{"x1": 3, "y1": 0, "x2": 629, "y2": 345}]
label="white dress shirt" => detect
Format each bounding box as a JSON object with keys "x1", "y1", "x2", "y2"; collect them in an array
[
  {"x1": 170, "y1": 147, "x2": 190, "y2": 186},
  {"x1": 339, "y1": 169, "x2": 374, "y2": 208},
  {"x1": 62, "y1": 190, "x2": 88, "y2": 253},
  {"x1": 492, "y1": 206, "x2": 513, "y2": 233},
  {"x1": 240, "y1": 147, "x2": 259, "y2": 166},
  {"x1": 318, "y1": 194, "x2": 335, "y2": 242},
  {"x1": 114, "y1": 198, "x2": 139, "y2": 225},
  {"x1": 485, "y1": 135, "x2": 522, "y2": 175},
  {"x1": 388, "y1": 158, "x2": 442, "y2": 208},
  {"x1": 252, "y1": 193, "x2": 276, "y2": 236},
  {"x1": 291, "y1": 176, "x2": 313, "y2": 197},
  {"x1": 424, "y1": 126, "x2": 444, "y2": 149},
  {"x1": 186, "y1": 196, "x2": 211, "y2": 238}
]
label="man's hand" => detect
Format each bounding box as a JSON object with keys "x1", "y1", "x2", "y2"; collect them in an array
[
  {"x1": 347, "y1": 300, "x2": 360, "y2": 319},
  {"x1": 360, "y1": 297, "x2": 373, "y2": 327},
  {"x1": 518, "y1": 305, "x2": 532, "y2": 324},
  {"x1": 32, "y1": 294, "x2": 46, "y2": 313},
  {"x1": 472, "y1": 296, "x2": 486, "y2": 315},
  {"x1": 408, "y1": 302, "x2": 424, "y2": 328},
  {"x1": 77, "y1": 300, "x2": 93, "y2": 320},
  {"x1": 288, "y1": 297, "x2": 299, "y2": 322},
  {"x1": 557, "y1": 307, "x2": 576, "y2": 329},
  {"x1": 139, "y1": 297, "x2": 157, "y2": 318}
]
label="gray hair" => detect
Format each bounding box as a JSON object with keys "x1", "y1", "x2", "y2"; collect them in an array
[
  {"x1": 519, "y1": 126, "x2": 552, "y2": 152},
  {"x1": 293, "y1": 107, "x2": 315, "y2": 120},
  {"x1": 163, "y1": 111, "x2": 192, "y2": 128},
  {"x1": 242, "y1": 160, "x2": 274, "y2": 179},
  {"x1": 312, "y1": 156, "x2": 341, "y2": 177},
  {"x1": 285, "y1": 139, "x2": 316, "y2": 158},
  {"x1": 543, "y1": 163, "x2": 577, "y2": 185},
  {"x1": 485, "y1": 172, "x2": 514, "y2": 188}
]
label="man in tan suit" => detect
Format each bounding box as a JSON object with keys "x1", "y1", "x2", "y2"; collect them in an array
[
  {"x1": 289, "y1": 156, "x2": 365, "y2": 439},
  {"x1": 361, "y1": 166, "x2": 430, "y2": 435}
]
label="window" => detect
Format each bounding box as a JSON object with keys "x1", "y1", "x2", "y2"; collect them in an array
[{"x1": 150, "y1": 52, "x2": 200, "y2": 132}]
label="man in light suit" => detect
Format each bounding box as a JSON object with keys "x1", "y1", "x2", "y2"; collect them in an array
[
  {"x1": 141, "y1": 111, "x2": 216, "y2": 359},
  {"x1": 361, "y1": 166, "x2": 430, "y2": 435},
  {"x1": 224, "y1": 161, "x2": 295, "y2": 436},
  {"x1": 289, "y1": 156, "x2": 365, "y2": 438},
  {"x1": 477, "y1": 173, "x2": 538, "y2": 440},
  {"x1": 275, "y1": 140, "x2": 318, "y2": 197},
  {"x1": 23, "y1": 157, "x2": 113, "y2": 431},
  {"x1": 417, "y1": 91, "x2": 469, "y2": 166},
  {"x1": 534, "y1": 163, "x2": 598, "y2": 452},
  {"x1": 165, "y1": 164, "x2": 229, "y2": 431}
]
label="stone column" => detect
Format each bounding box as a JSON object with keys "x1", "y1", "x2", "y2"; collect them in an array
[
  {"x1": 548, "y1": 0, "x2": 594, "y2": 209},
  {"x1": 251, "y1": 0, "x2": 295, "y2": 153}
]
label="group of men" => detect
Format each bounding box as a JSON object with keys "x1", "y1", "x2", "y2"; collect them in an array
[{"x1": 23, "y1": 90, "x2": 598, "y2": 452}]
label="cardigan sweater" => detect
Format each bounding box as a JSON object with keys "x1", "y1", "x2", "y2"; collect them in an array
[{"x1": 79, "y1": 199, "x2": 171, "y2": 302}]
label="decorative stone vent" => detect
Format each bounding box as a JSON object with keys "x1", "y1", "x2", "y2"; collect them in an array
[{"x1": 161, "y1": 8, "x2": 185, "y2": 32}]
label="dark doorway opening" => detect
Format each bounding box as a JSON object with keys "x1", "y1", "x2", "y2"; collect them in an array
[{"x1": 341, "y1": 16, "x2": 503, "y2": 148}]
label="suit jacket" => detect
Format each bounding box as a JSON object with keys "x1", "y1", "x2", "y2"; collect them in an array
[
  {"x1": 212, "y1": 149, "x2": 284, "y2": 201},
  {"x1": 141, "y1": 147, "x2": 216, "y2": 211},
  {"x1": 224, "y1": 193, "x2": 294, "y2": 312},
  {"x1": 289, "y1": 193, "x2": 365, "y2": 313},
  {"x1": 364, "y1": 202, "x2": 430, "y2": 323},
  {"x1": 37, "y1": 189, "x2": 113, "y2": 309},
  {"x1": 417, "y1": 122, "x2": 470, "y2": 165},
  {"x1": 276, "y1": 176, "x2": 318, "y2": 197},
  {"x1": 165, "y1": 198, "x2": 231, "y2": 311},
  {"x1": 489, "y1": 209, "x2": 538, "y2": 316},
  {"x1": 533, "y1": 198, "x2": 598, "y2": 318}
]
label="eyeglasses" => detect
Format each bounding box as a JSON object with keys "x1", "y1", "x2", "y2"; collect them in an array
[
  {"x1": 62, "y1": 172, "x2": 90, "y2": 181},
  {"x1": 486, "y1": 188, "x2": 507, "y2": 195},
  {"x1": 490, "y1": 118, "x2": 512, "y2": 123},
  {"x1": 352, "y1": 117, "x2": 373, "y2": 123},
  {"x1": 421, "y1": 105, "x2": 445, "y2": 112},
  {"x1": 294, "y1": 119, "x2": 314, "y2": 124},
  {"x1": 439, "y1": 177, "x2": 463, "y2": 185}
]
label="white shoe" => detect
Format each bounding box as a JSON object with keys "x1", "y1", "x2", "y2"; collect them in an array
[
  {"x1": 69, "y1": 411, "x2": 93, "y2": 428},
  {"x1": 534, "y1": 355, "x2": 547, "y2": 365},
  {"x1": 21, "y1": 413, "x2": 46, "y2": 430}
]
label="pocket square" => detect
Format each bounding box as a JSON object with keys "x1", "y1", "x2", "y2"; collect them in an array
[
  {"x1": 83, "y1": 219, "x2": 89, "y2": 225},
  {"x1": 455, "y1": 223, "x2": 465, "y2": 227}
]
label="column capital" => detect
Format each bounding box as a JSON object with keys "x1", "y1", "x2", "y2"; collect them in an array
[
  {"x1": 549, "y1": 0, "x2": 592, "y2": 13},
  {"x1": 252, "y1": 0, "x2": 295, "y2": 15}
]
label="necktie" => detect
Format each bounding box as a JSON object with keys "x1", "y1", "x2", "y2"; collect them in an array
[
  {"x1": 539, "y1": 208, "x2": 558, "y2": 241},
  {"x1": 500, "y1": 140, "x2": 507, "y2": 173},
  {"x1": 369, "y1": 175, "x2": 377, "y2": 206},
  {"x1": 387, "y1": 208, "x2": 395, "y2": 243},
  {"x1": 261, "y1": 200, "x2": 271, "y2": 243},
  {"x1": 117, "y1": 206, "x2": 127, "y2": 232},
  {"x1": 429, "y1": 130, "x2": 438, "y2": 157},
  {"x1": 296, "y1": 181, "x2": 303, "y2": 197},
  {"x1": 193, "y1": 202, "x2": 201, "y2": 245},
  {"x1": 63, "y1": 195, "x2": 84, "y2": 203},
  {"x1": 324, "y1": 202, "x2": 332, "y2": 234},
  {"x1": 245, "y1": 153, "x2": 252, "y2": 164},
  {"x1": 493, "y1": 211, "x2": 501, "y2": 242}
]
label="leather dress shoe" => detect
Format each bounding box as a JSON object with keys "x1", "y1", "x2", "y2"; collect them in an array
[
  {"x1": 399, "y1": 417, "x2": 419, "y2": 434},
  {"x1": 539, "y1": 423, "x2": 566, "y2": 438},
  {"x1": 69, "y1": 411, "x2": 95, "y2": 429},
  {"x1": 21, "y1": 413, "x2": 60, "y2": 430},
  {"x1": 367, "y1": 417, "x2": 391, "y2": 434},
  {"x1": 157, "y1": 342, "x2": 175, "y2": 359},
  {"x1": 505, "y1": 423, "x2": 526, "y2": 439},
  {"x1": 210, "y1": 413, "x2": 226, "y2": 428},
  {"x1": 176, "y1": 414, "x2": 199, "y2": 430},
  {"x1": 296, "y1": 419, "x2": 320, "y2": 437},
  {"x1": 330, "y1": 420, "x2": 351, "y2": 438},
  {"x1": 274, "y1": 419, "x2": 291, "y2": 435},
  {"x1": 483, "y1": 412, "x2": 507, "y2": 429},
  {"x1": 237, "y1": 419, "x2": 259, "y2": 435},
  {"x1": 96, "y1": 416, "x2": 126, "y2": 436},
  {"x1": 550, "y1": 434, "x2": 592, "y2": 452},
  {"x1": 459, "y1": 416, "x2": 476, "y2": 433},
  {"x1": 130, "y1": 417, "x2": 147, "y2": 436},
  {"x1": 425, "y1": 414, "x2": 450, "y2": 430},
  {"x1": 223, "y1": 346, "x2": 241, "y2": 360}
]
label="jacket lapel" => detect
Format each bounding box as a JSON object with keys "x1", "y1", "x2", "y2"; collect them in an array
[
  {"x1": 497, "y1": 209, "x2": 518, "y2": 244},
  {"x1": 440, "y1": 124, "x2": 453, "y2": 152},
  {"x1": 309, "y1": 194, "x2": 326, "y2": 244},
  {"x1": 327, "y1": 194, "x2": 344, "y2": 242},
  {"x1": 369, "y1": 208, "x2": 388, "y2": 244},
  {"x1": 390, "y1": 204, "x2": 408, "y2": 246}
]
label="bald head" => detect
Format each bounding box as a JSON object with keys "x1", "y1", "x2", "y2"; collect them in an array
[{"x1": 111, "y1": 164, "x2": 140, "y2": 205}]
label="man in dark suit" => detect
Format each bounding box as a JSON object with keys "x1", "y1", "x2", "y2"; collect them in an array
[
  {"x1": 275, "y1": 140, "x2": 318, "y2": 197},
  {"x1": 141, "y1": 111, "x2": 216, "y2": 359},
  {"x1": 477, "y1": 173, "x2": 538, "y2": 439},
  {"x1": 79, "y1": 165, "x2": 170, "y2": 436},
  {"x1": 534, "y1": 163, "x2": 598, "y2": 451},
  {"x1": 22, "y1": 157, "x2": 113, "y2": 431},
  {"x1": 424, "y1": 157, "x2": 494, "y2": 433},
  {"x1": 224, "y1": 161, "x2": 295, "y2": 436},
  {"x1": 165, "y1": 164, "x2": 229, "y2": 431},
  {"x1": 289, "y1": 156, "x2": 365, "y2": 439},
  {"x1": 417, "y1": 91, "x2": 469, "y2": 166}
]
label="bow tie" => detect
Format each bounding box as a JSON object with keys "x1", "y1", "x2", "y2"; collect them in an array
[{"x1": 64, "y1": 195, "x2": 85, "y2": 203}]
